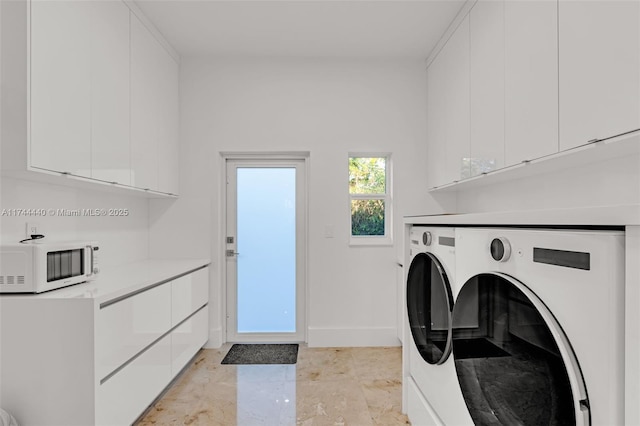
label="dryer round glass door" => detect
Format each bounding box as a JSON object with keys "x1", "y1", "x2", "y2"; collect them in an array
[
  {"x1": 451, "y1": 273, "x2": 589, "y2": 426},
  {"x1": 406, "y1": 252, "x2": 454, "y2": 365}
]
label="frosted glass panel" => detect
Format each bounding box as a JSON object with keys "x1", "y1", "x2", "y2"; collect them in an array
[{"x1": 237, "y1": 168, "x2": 296, "y2": 333}]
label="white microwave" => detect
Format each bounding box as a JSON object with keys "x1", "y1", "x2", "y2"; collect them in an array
[{"x1": 0, "y1": 241, "x2": 99, "y2": 293}]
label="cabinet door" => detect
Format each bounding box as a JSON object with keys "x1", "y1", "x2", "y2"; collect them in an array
[
  {"x1": 96, "y1": 283, "x2": 171, "y2": 381},
  {"x1": 505, "y1": 0, "x2": 558, "y2": 166},
  {"x1": 470, "y1": 0, "x2": 505, "y2": 177},
  {"x1": 96, "y1": 333, "x2": 171, "y2": 426},
  {"x1": 426, "y1": 16, "x2": 470, "y2": 187},
  {"x1": 131, "y1": 13, "x2": 161, "y2": 191},
  {"x1": 30, "y1": 0, "x2": 91, "y2": 176},
  {"x1": 91, "y1": 1, "x2": 131, "y2": 185},
  {"x1": 172, "y1": 268, "x2": 209, "y2": 327},
  {"x1": 559, "y1": 0, "x2": 640, "y2": 150},
  {"x1": 426, "y1": 56, "x2": 448, "y2": 188},
  {"x1": 157, "y1": 52, "x2": 180, "y2": 195},
  {"x1": 171, "y1": 306, "x2": 208, "y2": 377},
  {"x1": 442, "y1": 16, "x2": 471, "y2": 183}
]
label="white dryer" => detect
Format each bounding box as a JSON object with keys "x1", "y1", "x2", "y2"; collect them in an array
[
  {"x1": 405, "y1": 226, "x2": 473, "y2": 425},
  {"x1": 452, "y1": 228, "x2": 625, "y2": 425}
]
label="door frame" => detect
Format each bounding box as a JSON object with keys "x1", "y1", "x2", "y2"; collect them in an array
[{"x1": 220, "y1": 152, "x2": 310, "y2": 343}]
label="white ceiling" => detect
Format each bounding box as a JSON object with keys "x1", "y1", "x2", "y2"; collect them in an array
[{"x1": 134, "y1": 0, "x2": 465, "y2": 59}]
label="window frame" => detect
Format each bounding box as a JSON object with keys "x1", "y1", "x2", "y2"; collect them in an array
[{"x1": 348, "y1": 153, "x2": 393, "y2": 246}]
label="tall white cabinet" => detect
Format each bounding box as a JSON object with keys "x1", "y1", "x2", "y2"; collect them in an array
[
  {"x1": 559, "y1": 0, "x2": 640, "y2": 150},
  {"x1": 0, "y1": 0, "x2": 179, "y2": 196}
]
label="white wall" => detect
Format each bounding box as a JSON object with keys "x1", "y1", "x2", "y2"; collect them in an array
[
  {"x1": 149, "y1": 57, "x2": 436, "y2": 347},
  {"x1": 0, "y1": 177, "x2": 149, "y2": 269}
]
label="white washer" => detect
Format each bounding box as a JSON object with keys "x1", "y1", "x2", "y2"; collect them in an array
[
  {"x1": 452, "y1": 228, "x2": 625, "y2": 425},
  {"x1": 405, "y1": 226, "x2": 473, "y2": 425}
]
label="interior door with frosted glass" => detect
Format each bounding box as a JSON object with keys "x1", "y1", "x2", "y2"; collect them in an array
[{"x1": 225, "y1": 159, "x2": 306, "y2": 342}]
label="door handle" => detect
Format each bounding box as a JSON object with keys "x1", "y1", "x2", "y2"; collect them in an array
[{"x1": 226, "y1": 250, "x2": 240, "y2": 257}]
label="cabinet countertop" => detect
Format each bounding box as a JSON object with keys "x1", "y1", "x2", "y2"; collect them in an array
[
  {"x1": 405, "y1": 204, "x2": 640, "y2": 227},
  {"x1": 0, "y1": 258, "x2": 210, "y2": 305}
]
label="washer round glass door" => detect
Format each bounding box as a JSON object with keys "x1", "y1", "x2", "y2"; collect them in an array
[
  {"x1": 452, "y1": 273, "x2": 589, "y2": 425},
  {"x1": 406, "y1": 252, "x2": 454, "y2": 365}
]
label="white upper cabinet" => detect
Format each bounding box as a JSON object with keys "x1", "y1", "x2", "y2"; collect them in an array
[
  {"x1": 30, "y1": 0, "x2": 92, "y2": 177},
  {"x1": 16, "y1": 0, "x2": 178, "y2": 195},
  {"x1": 426, "y1": 15, "x2": 471, "y2": 188},
  {"x1": 559, "y1": 0, "x2": 640, "y2": 150},
  {"x1": 91, "y1": 1, "x2": 131, "y2": 185},
  {"x1": 443, "y1": 16, "x2": 470, "y2": 183},
  {"x1": 426, "y1": 47, "x2": 449, "y2": 188},
  {"x1": 131, "y1": 13, "x2": 179, "y2": 194},
  {"x1": 131, "y1": 14, "x2": 160, "y2": 191},
  {"x1": 426, "y1": 15, "x2": 470, "y2": 188},
  {"x1": 469, "y1": 0, "x2": 505, "y2": 177},
  {"x1": 504, "y1": 0, "x2": 558, "y2": 166},
  {"x1": 157, "y1": 51, "x2": 180, "y2": 195}
]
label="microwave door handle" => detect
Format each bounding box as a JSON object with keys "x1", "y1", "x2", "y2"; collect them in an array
[{"x1": 86, "y1": 245, "x2": 93, "y2": 277}]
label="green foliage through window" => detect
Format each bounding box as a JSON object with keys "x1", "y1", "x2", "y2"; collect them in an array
[
  {"x1": 349, "y1": 156, "x2": 387, "y2": 238},
  {"x1": 351, "y1": 199, "x2": 385, "y2": 236},
  {"x1": 349, "y1": 158, "x2": 386, "y2": 194}
]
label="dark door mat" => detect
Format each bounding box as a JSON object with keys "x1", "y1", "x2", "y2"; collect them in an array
[
  {"x1": 221, "y1": 344, "x2": 299, "y2": 365},
  {"x1": 452, "y1": 338, "x2": 510, "y2": 359}
]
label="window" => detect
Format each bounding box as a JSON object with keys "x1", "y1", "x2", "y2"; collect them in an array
[{"x1": 349, "y1": 154, "x2": 392, "y2": 245}]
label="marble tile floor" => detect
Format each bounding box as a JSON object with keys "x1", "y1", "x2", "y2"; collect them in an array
[{"x1": 136, "y1": 344, "x2": 410, "y2": 426}]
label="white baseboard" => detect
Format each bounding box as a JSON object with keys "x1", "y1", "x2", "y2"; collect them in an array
[
  {"x1": 204, "y1": 326, "x2": 223, "y2": 349},
  {"x1": 203, "y1": 326, "x2": 401, "y2": 348},
  {"x1": 307, "y1": 326, "x2": 400, "y2": 347}
]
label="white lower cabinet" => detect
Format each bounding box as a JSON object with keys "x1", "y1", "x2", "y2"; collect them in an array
[
  {"x1": 96, "y1": 305, "x2": 209, "y2": 426},
  {"x1": 97, "y1": 333, "x2": 172, "y2": 426},
  {"x1": 172, "y1": 267, "x2": 209, "y2": 327},
  {"x1": 0, "y1": 265, "x2": 209, "y2": 426},
  {"x1": 97, "y1": 283, "x2": 172, "y2": 380},
  {"x1": 172, "y1": 306, "x2": 209, "y2": 376},
  {"x1": 95, "y1": 267, "x2": 209, "y2": 425}
]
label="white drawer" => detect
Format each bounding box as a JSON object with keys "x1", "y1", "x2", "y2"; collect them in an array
[
  {"x1": 96, "y1": 333, "x2": 171, "y2": 426},
  {"x1": 97, "y1": 283, "x2": 171, "y2": 380},
  {"x1": 171, "y1": 305, "x2": 208, "y2": 377},
  {"x1": 171, "y1": 267, "x2": 208, "y2": 327}
]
